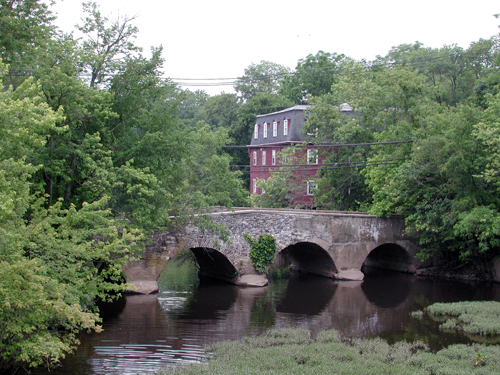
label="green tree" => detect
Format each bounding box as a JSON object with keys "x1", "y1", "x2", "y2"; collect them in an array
[
  {"x1": 0, "y1": 63, "x2": 141, "y2": 372},
  {"x1": 201, "y1": 93, "x2": 240, "y2": 129},
  {"x1": 178, "y1": 89, "x2": 209, "y2": 128},
  {"x1": 280, "y1": 50, "x2": 350, "y2": 104},
  {"x1": 234, "y1": 60, "x2": 291, "y2": 100},
  {"x1": 0, "y1": 0, "x2": 55, "y2": 87},
  {"x1": 375, "y1": 40, "x2": 498, "y2": 106},
  {"x1": 78, "y1": 1, "x2": 141, "y2": 89}
]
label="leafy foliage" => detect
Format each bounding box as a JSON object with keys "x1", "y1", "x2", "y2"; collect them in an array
[
  {"x1": 0, "y1": 1, "x2": 249, "y2": 371},
  {"x1": 244, "y1": 234, "x2": 277, "y2": 274},
  {"x1": 234, "y1": 60, "x2": 290, "y2": 100},
  {"x1": 251, "y1": 147, "x2": 306, "y2": 209}
]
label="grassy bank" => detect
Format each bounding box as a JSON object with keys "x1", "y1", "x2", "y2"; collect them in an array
[
  {"x1": 158, "y1": 328, "x2": 500, "y2": 375},
  {"x1": 159, "y1": 302, "x2": 500, "y2": 375}
]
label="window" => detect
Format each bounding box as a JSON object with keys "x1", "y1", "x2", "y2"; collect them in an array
[
  {"x1": 262, "y1": 150, "x2": 266, "y2": 165},
  {"x1": 253, "y1": 151, "x2": 257, "y2": 165},
  {"x1": 261, "y1": 179, "x2": 266, "y2": 194},
  {"x1": 272, "y1": 120, "x2": 278, "y2": 137},
  {"x1": 272, "y1": 150, "x2": 276, "y2": 165},
  {"x1": 307, "y1": 180, "x2": 317, "y2": 196},
  {"x1": 307, "y1": 149, "x2": 318, "y2": 164},
  {"x1": 252, "y1": 179, "x2": 257, "y2": 194},
  {"x1": 254, "y1": 124, "x2": 258, "y2": 139},
  {"x1": 263, "y1": 122, "x2": 268, "y2": 138},
  {"x1": 283, "y1": 119, "x2": 289, "y2": 136}
]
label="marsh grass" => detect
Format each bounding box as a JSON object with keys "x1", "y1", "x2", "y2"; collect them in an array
[
  {"x1": 158, "y1": 327, "x2": 500, "y2": 375},
  {"x1": 423, "y1": 301, "x2": 500, "y2": 342}
]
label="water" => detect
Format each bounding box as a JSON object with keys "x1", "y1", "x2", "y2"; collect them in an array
[{"x1": 33, "y1": 260, "x2": 500, "y2": 375}]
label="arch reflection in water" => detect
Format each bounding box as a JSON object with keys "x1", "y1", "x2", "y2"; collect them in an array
[
  {"x1": 169, "y1": 281, "x2": 239, "y2": 320},
  {"x1": 361, "y1": 269, "x2": 414, "y2": 308},
  {"x1": 276, "y1": 272, "x2": 337, "y2": 315}
]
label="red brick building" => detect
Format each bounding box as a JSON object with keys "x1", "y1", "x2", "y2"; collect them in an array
[
  {"x1": 248, "y1": 104, "x2": 354, "y2": 206},
  {"x1": 248, "y1": 104, "x2": 352, "y2": 207}
]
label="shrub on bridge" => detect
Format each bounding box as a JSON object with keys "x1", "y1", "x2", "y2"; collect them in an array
[{"x1": 244, "y1": 234, "x2": 277, "y2": 274}]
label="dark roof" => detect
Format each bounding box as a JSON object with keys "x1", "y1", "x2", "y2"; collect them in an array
[
  {"x1": 250, "y1": 105, "x2": 311, "y2": 147},
  {"x1": 249, "y1": 104, "x2": 354, "y2": 147}
]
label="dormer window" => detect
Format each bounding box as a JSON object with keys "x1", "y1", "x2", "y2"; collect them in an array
[
  {"x1": 254, "y1": 124, "x2": 258, "y2": 139},
  {"x1": 283, "y1": 119, "x2": 289, "y2": 136},
  {"x1": 263, "y1": 122, "x2": 268, "y2": 138},
  {"x1": 272, "y1": 120, "x2": 278, "y2": 137}
]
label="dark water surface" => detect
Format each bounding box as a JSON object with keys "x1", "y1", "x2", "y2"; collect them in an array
[{"x1": 34, "y1": 262, "x2": 500, "y2": 375}]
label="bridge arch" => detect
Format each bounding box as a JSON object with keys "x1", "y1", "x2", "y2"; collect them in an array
[
  {"x1": 279, "y1": 241, "x2": 338, "y2": 278},
  {"x1": 190, "y1": 247, "x2": 238, "y2": 283},
  {"x1": 361, "y1": 243, "x2": 416, "y2": 274}
]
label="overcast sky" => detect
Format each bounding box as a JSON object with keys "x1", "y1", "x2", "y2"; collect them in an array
[{"x1": 51, "y1": 0, "x2": 500, "y2": 95}]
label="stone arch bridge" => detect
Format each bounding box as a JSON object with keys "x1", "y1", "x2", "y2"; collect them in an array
[{"x1": 123, "y1": 208, "x2": 421, "y2": 294}]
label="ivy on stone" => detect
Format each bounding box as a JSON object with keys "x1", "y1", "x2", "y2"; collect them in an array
[{"x1": 243, "y1": 233, "x2": 277, "y2": 274}]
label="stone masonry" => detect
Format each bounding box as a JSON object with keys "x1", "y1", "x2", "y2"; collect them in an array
[{"x1": 123, "y1": 208, "x2": 421, "y2": 293}]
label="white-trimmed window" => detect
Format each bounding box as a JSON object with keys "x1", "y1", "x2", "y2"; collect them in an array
[
  {"x1": 261, "y1": 179, "x2": 266, "y2": 194},
  {"x1": 253, "y1": 151, "x2": 257, "y2": 165},
  {"x1": 307, "y1": 149, "x2": 318, "y2": 164},
  {"x1": 283, "y1": 119, "x2": 289, "y2": 136},
  {"x1": 272, "y1": 120, "x2": 278, "y2": 137},
  {"x1": 263, "y1": 122, "x2": 268, "y2": 138},
  {"x1": 252, "y1": 178, "x2": 257, "y2": 194},
  {"x1": 254, "y1": 124, "x2": 259, "y2": 139},
  {"x1": 307, "y1": 180, "x2": 317, "y2": 196},
  {"x1": 262, "y1": 150, "x2": 266, "y2": 165},
  {"x1": 272, "y1": 150, "x2": 276, "y2": 165}
]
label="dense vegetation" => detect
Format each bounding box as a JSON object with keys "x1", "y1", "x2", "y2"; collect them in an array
[
  {"x1": 2, "y1": 0, "x2": 500, "y2": 371},
  {"x1": 248, "y1": 21, "x2": 500, "y2": 277},
  {"x1": 159, "y1": 325, "x2": 500, "y2": 375},
  {"x1": 0, "y1": 1, "x2": 247, "y2": 372}
]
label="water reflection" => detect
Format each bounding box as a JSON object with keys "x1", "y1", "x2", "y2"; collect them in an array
[
  {"x1": 33, "y1": 259, "x2": 500, "y2": 375},
  {"x1": 361, "y1": 269, "x2": 414, "y2": 308},
  {"x1": 171, "y1": 282, "x2": 239, "y2": 320},
  {"x1": 277, "y1": 272, "x2": 337, "y2": 315}
]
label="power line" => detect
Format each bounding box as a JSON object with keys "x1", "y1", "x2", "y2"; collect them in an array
[
  {"x1": 231, "y1": 157, "x2": 410, "y2": 169},
  {"x1": 223, "y1": 140, "x2": 413, "y2": 149},
  {"x1": 236, "y1": 158, "x2": 410, "y2": 173}
]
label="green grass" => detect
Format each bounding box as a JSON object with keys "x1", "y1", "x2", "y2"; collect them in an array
[
  {"x1": 423, "y1": 301, "x2": 500, "y2": 342},
  {"x1": 157, "y1": 327, "x2": 500, "y2": 375}
]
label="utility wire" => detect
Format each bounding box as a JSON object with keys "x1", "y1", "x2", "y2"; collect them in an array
[
  {"x1": 231, "y1": 158, "x2": 411, "y2": 169},
  {"x1": 223, "y1": 140, "x2": 413, "y2": 149},
  {"x1": 236, "y1": 159, "x2": 410, "y2": 173}
]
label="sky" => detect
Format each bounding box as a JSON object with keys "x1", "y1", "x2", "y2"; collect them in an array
[{"x1": 50, "y1": 0, "x2": 500, "y2": 95}]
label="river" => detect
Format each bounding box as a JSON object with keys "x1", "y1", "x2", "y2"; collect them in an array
[{"x1": 33, "y1": 257, "x2": 500, "y2": 375}]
